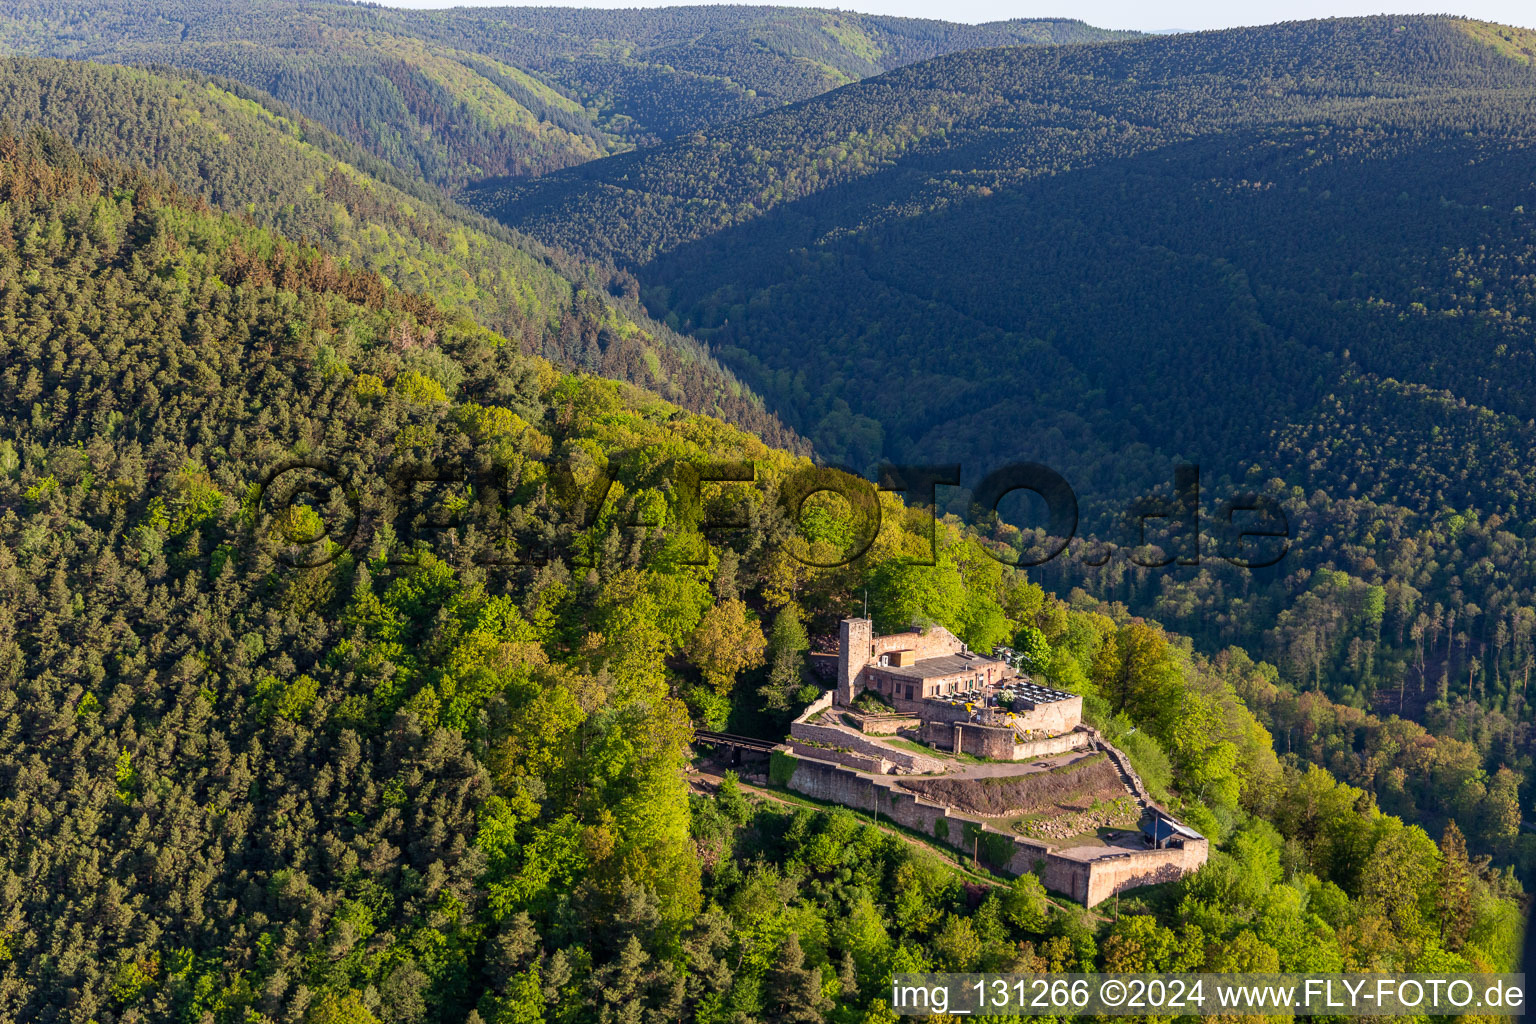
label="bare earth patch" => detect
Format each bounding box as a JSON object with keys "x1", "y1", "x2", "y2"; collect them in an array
[{"x1": 893, "y1": 753, "x2": 1124, "y2": 817}]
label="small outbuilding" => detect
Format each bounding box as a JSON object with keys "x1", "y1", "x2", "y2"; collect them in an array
[{"x1": 1142, "y1": 813, "x2": 1203, "y2": 849}]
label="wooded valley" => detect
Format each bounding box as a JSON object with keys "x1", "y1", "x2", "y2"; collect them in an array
[{"x1": 0, "y1": 8, "x2": 1530, "y2": 1023}]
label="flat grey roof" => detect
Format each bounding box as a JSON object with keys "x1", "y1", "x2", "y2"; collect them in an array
[{"x1": 870, "y1": 653, "x2": 1007, "y2": 680}]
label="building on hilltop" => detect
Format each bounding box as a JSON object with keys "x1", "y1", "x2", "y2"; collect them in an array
[
  {"x1": 836, "y1": 617, "x2": 1011, "y2": 705},
  {"x1": 1142, "y1": 812, "x2": 1205, "y2": 850},
  {"x1": 776, "y1": 620, "x2": 1209, "y2": 906},
  {"x1": 834, "y1": 618, "x2": 1083, "y2": 744}
]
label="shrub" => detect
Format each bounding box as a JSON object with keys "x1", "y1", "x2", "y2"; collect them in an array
[{"x1": 769, "y1": 749, "x2": 798, "y2": 787}]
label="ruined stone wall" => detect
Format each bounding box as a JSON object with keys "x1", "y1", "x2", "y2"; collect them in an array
[
  {"x1": 872, "y1": 625, "x2": 963, "y2": 661},
  {"x1": 790, "y1": 720, "x2": 947, "y2": 773},
  {"x1": 920, "y1": 721, "x2": 1017, "y2": 760},
  {"x1": 921, "y1": 720, "x2": 960, "y2": 750},
  {"x1": 855, "y1": 714, "x2": 922, "y2": 735},
  {"x1": 1003, "y1": 843, "x2": 1092, "y2": 903},
  {"x1": 1083, "y1": 840, "x2": 1209, "y2": 905},
  {"x1": 968, "y1": 725, "x2": 1022, "y2": 760},
  {"x1": 916, "y1": 695, "x2": 1081, "y2": 735},
  {"x1": 787, "y1": 739, "x2": 884, "y2": 773},
  {"x1": 1010, "y1": 695, "x2": 1082, "y2": 735},
  {"x1": 1014, "y1": 731, "x2": 1090, "y2": 759},
  {"x1": 919, "y1": 721, "x2": 946, "y2": 749},
  {"x1": 779, "y1": 752, "x2": 1205, "y2": 907},
  {"x1": 801, "y1": 689, "x2": 834, "y2": 719},
  {"x1": 919, "y1": 724, "x2": 1092, "y2": 761}
]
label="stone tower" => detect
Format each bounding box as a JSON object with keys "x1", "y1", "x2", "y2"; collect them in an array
[{"x1": 837, "y1": 617, "x2": 872, "y2": 705}]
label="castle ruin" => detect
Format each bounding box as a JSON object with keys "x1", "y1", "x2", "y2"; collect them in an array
[{"x1": 777, "y1": 618, "x2": 1208, "y2": 907}]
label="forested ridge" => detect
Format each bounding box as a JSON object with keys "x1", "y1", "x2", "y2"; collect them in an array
[
  {"x1": 0, "y1": 55, "x2": 799, "y2": 448},
  {"x1": 465, "y1": 16, "x2": 1536, "y2": 855},
  {"x1": 0, "y1": 11, "x2": 1533, "y2": 1023},
  {"x1": 0, "y1": 0, "x2": 1132, "y2": 189},
  {"x1": 0, "y1": 120, "x2": 1525, "y2": 1022}
]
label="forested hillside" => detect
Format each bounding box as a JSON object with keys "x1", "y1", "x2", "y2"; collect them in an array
[
  {"x1": 0, "y1": 0, "x2": 1132, "y2": 188},
  {"x1": 0, "y1": 128, "x2": 1523, "y2": 1023},
  {"x1": 468, "y1": 17, "x2": 1536, "y2": 833},
  {"x1": 0, "y1": 55, "x2": 799, "y2": 448},
  {"x1": 469, "y1": 15, "x2": 1536, "y2": 488}
]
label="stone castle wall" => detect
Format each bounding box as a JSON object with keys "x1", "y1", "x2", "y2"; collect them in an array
[
  {"x1": 872, "y1": 625, "x2": 963, "y2": 661},
  {"x1": 786, "y1": 739, "x2": 884, "y2": 774},
  {"x1": 1009, "y1": 694, "x2": 1083, "y2": 736},
  {"x1": 913, "y1": 700, "x2": 986, "y2": 725},
  {"x1": 1080, "y1": 843, "x2": 1209, "y2": 905},
  {"x1": 919, "y1": 723, "x2": 1091, "y2": 761},
  {"x1": 855, "y1": 714, "x2": 922, "y2": 735},
  {"x1": 790, "y1": 719, "x2": 947, "y2": 773},
  {"x1": 1015, "y1": 731, "x2": 1091, "y2": 759},
  {"x1": 912, "y1": 694, "x2": 1082, "y2": 737},
  {"x1": 778, "y1": 751, "x2": 1206, "y2": 907},
  {"x1": 920, "y1": 721, "x2": 1021, "y2": 760}
]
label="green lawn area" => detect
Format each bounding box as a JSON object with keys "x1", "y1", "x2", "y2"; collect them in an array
[
  {"x1": 881, "y1": 737, "x2": 942, "y2": 756},
  {"x1": 879, "y1": 737, "x2": 1000, "y2": 765}
]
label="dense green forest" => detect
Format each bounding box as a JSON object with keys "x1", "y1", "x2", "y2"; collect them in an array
[
  {"x1": 0, "y1": 127, "x2": 1525, "y2": 1021},
  {"x1": 0, "y1": 0, "x2": 1132, "y2": 188},
  {"x1": 0, "y1": 54, "x2": 798, "y2": 448},
  {"x1": 0, "y1": 9, "x2": 1532, "y2": 1021},
  {"x1": 466, "y1": 16, "x2": 1536, "y2": 848}
]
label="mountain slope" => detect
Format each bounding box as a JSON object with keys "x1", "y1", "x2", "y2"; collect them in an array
[
  {"x1": 467, "y1": 15, "x2": 1536, "y2": 520},
  {"x1": 0, "y1": 0, "x2": 1135, "y2": 188},
  {"x1": 0, "y1": 130, "x2": 760, "y2": 1018},
  {"x1": 1, "y1": 129, "x2": 1523, "y2": 1020},
  {"x1": 0, "y1": 55, "x2": 801, "y2": 448},
  {"x1": 466, "y1": 16, "x2": 1536, "y2": 716}
]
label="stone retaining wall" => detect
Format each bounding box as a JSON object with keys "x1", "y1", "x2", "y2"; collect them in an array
[
  {"x1": 1015, "y1": 730, "x2": 1091, "y2": 759},
  {"x1": 855, "y1": 714, "x2": 922, "y2": 735},
  {"x1": 1008, "y1": 694, "x2": 1083, "y2": 735},
  {"x1": 786, "y1": 739, "x2": 885, "y2": 774},
  {"x1": 919, "y1": 723, "x2": 1091, "y2": 761},
  {"x1": 790, "y1": 720, "x2": 948, "y2": 773},
  {"x1": 778, "y1": 751, "x2": 1206, "y2": 907}
]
